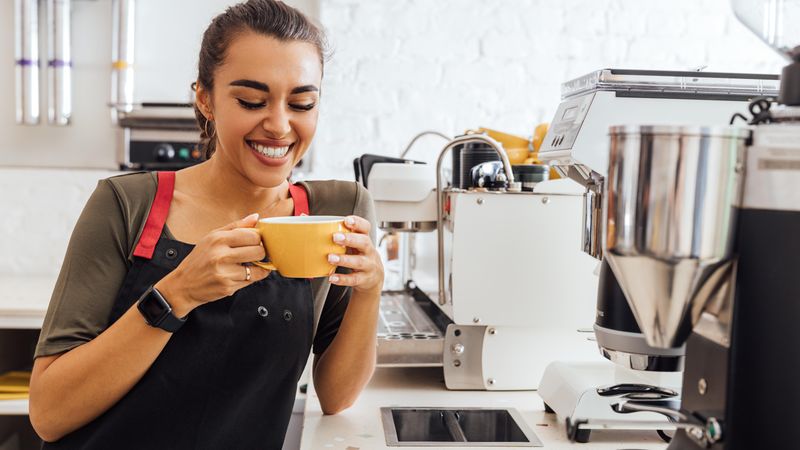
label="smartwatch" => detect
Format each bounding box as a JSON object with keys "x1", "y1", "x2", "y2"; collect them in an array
[{"x1": 136, "y1": 286, "x2": 187, "y2": 333}]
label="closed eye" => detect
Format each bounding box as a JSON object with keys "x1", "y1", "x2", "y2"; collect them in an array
[
  {"x1": 290, "y1": 103, "x2": 316, "y2": 112},
  {"x1": 237, "y1": 99, "x2": 265, "y2": 110}
]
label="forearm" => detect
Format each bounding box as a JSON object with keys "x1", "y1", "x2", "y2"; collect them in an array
[
  {"x1": 29, "y1": 299, "x2": 178, "y2": 442},
  {"x1": 313, "y1": 289, "x2": 379, "y2": 414}
]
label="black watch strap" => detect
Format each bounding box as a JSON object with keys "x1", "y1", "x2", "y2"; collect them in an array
[{"x1": 136, "y1": 286, "x2": 187, "y2": 333}]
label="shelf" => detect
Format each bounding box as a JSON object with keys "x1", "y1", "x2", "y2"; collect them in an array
[
  {"x1": 0, "y1": 399, "x2": 28, "y2": 416},
  {"x1": 0, "y1": 276, "x2": 54, "y2": 330}
]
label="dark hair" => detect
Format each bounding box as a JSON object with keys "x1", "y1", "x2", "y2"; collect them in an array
[{"x1": 194, "y1": 0, "x2": 329, "y2": 159}]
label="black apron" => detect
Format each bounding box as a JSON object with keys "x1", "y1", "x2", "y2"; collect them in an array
[{"x1": 45, "y1": 172, "x2": 314, "y2": 450}]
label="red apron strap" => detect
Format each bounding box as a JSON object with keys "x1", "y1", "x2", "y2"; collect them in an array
[
  {"x1": 288, "y1": 183, "x2": 310, "y2": 216},
  {"x1": 133, "y1": 172, "x2": 176, "y2": 259}
]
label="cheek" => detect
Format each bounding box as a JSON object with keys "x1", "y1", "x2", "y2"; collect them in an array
[
  {"x1": 217, "y1": 108, "x2": 259, "y2": 142},
  {"x1": 294, "y1": 112, "x2": 319, "y2": 143}
]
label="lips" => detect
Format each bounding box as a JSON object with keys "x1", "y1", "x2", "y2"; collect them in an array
[{"x1": 246, "y1": 140, "x2": 294, "y2": 167}]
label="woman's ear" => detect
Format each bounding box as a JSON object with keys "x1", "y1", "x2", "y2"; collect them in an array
[{"x1": 195, "y1": 81, "x2": 214, "y2": 120}]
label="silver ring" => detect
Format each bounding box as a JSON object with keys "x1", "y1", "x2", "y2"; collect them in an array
[{"x1": 244, "y1": 264, "x2": 251, "y2": 282}]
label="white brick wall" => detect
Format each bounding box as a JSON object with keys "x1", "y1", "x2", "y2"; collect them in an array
[{"x1": 0, "y1": 0, "x2": 787, "y2": 276}]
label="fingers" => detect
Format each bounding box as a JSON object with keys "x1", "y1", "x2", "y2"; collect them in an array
[
  {"x1": 216, "y1": 228, "x2": 262, "y2": 248},
  {"x1": 328, "y1": 271, "x2": 366, "y2": 287},
  {"x1": 218, "y1": 213, "x2": 259, "y2": 231},
  {"x1": 342, "y1": 215, "x2": 371, "y2": 234},
  {"x1": 332, "y1": 230, "x2": 373, "y2": 253},
  {"x1": 327, "y1": 253, "x2": 371, "y2": 272},
  {"x1": 224, "y1": 245, "x2": 267, "y2": 265}
]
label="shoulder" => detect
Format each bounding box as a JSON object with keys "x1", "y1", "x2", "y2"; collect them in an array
[
  {"x1": 299, "y1": 179, "x2": 373, "y2": 217},
  {"x1": 104, "y1": 171, "x2": 157, "y2": 200},
  {"x1": 103, "y1": 171, "x2": 159, "y2": 256}
]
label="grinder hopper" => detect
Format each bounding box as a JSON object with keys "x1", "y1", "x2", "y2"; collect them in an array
[{"x1": 603, "y1": 126, "x2": 750, "y2": 349}]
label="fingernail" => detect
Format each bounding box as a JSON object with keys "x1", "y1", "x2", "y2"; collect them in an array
[
  {"x1": 328, "y1": 254, "x2": 340, "y2": 264},
  {"x1": 244, "y1": 212, "x2": 259, "y2": 221},
  {"x1": 345, "y1": 216, "x2": 355, "y2": 226},
  {"x1": 333, "y1": 233, "x2": 345, "y2": 243},
  {"x1": 329, "y1": 275, "x2": 339, "y2": 283}
]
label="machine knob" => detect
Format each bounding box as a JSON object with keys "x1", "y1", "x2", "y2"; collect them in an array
[
  {"x1": 155, "y1": 143, "x2": 176, "y2": 162},
  {"x1": 451, "y1": 343, "x2": 465, "y2": 355}
]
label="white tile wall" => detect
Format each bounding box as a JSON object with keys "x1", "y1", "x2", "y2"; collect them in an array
[{"x1": 0, "y1": 0, "x2": 787, "y2": 276}]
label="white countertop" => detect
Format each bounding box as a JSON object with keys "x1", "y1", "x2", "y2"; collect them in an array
[
  {"x1": 301, "y1": 367, "x2": 666, "y2": 450},
  {"x1": 0, "y1": 275, "x2": 55, "y2": 329}
]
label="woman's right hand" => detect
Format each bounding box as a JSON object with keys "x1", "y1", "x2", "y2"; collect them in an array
[{"x1": 155, "y1": 213, "x2": 270, "y2": 316}]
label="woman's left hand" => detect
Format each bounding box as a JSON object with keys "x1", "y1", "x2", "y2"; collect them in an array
[{"x1": 328, "y1": 215, "x2": 384, "y2": 296}]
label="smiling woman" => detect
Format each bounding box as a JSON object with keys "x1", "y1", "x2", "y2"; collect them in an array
[{"x1": 28, "y1": 1, "x2": 383, "y2": 449}]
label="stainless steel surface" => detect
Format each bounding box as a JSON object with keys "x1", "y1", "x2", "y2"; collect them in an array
[
  {"x1": 561, "y1": 68, "x2": 780, "y2": 99},
  {"x1": 593, "y1": 323, "x2": 684, "y2": 372},
  {"x1": 435, "y1": 133, "x2": 514, "y2": 305},
  {"x1": 381, "y1": 407, "x2": 542, "y2": 447},
  {"x1": 379, "y1": 221, "x2": 437, "y2": 232},
  {"x1": 401, "y1": 130, "x2": 452, "y2": 158},
  {"x1": 599, "y1": 348, "x2": 684, "y2": 372},
  {"x1": 582, "y1": 180, "x2": 603, "y2": 259},
  {"x1": 111, "y1": 0, "x2": 136, "y2": 116},
  {"x1": 731, "y1": 0, "x2": 800, "y2": 61},
  {"x1": 377, "y1": 290, "x2": 447, "y2": 367},
  {"x1": 442, "y1": 325, "x2": 485, "y2": 390},
  {"x1": 46, "y1": 0, "x2": 71, "y2": 126},
  {"x1": 604, "y1": 125, "x2": 749, "y2": 348},
  {"x1": 15, "y1": 0, "x2": 39, "y2": 125},
  {"x1": 612, "y1": 399, "x2": 686, "y2": 421}
]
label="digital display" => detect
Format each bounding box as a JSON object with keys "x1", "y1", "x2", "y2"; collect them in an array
[{"x1": 562, "y1": 106, "x2": 578, "y2": 121}]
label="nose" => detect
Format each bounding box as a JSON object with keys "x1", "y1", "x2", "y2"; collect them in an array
[{"x1": 261, "y1": 105, "x2": 292, "y2": 139}]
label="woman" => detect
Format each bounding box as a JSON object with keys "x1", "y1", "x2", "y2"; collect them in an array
[{"x1": 28, "y1": 1, "x2": 383, "y2": 448}]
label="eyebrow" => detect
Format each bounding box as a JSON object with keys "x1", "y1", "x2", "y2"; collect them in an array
[{"x1": 229, "y1": 79, "x2": 319, "y2": 95}]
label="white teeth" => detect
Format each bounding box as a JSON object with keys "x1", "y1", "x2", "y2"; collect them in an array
[{"x1": 250, "y1": 142, "x2": 290, "y2": 158}]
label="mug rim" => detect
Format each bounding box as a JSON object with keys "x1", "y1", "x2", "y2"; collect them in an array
[{"x1": 259, "y1": 215, "x2": 344, "y2": 224}]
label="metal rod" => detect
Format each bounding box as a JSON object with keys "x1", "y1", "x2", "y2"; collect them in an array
[
  {"x1": 47, "y1": 0, "x2": 72, "y2": 125},
  {"x1": 435, "y1": 133, "x2": 514, "y2": 305},
  {"x1": 15, "y1": 0, "x2": 40, "y2": 125},
  {"x1": 111, "y1": 0, "x2": 136, "y2": 120},
  {"x1": 400, "y1": 130, "x2": 452, "y2": 158},
  {"x1": 442, "y1": 411, "x2": 468, "y2": 442}
]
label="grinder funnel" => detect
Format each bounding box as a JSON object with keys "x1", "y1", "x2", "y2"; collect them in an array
[{"x1": 603, "y1": 126, "x2": 749, "y2": 348}]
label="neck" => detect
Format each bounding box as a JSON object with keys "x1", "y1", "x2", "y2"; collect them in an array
[{"x1": 186, "y1": 152, "x2": 290, "y2": 218}]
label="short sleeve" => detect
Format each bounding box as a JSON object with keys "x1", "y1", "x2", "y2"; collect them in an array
[
  {"x1": 311, "y1": 183, "x2": 376, "y2": 355},
  {"x1": 34, "y1": 179, "x2": 131, "y2": 358}
]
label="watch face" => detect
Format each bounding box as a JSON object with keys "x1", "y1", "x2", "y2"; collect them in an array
[{"x1": 139, "y1": 289, "x2": 169, "y2": 324}]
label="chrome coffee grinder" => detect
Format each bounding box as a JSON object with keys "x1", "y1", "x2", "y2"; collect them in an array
[
  {"x1": 578, "y1": 3, "x2": 800, "y2": 446},
  {"x1": 536, "y1": 67, "x2": 779, "y2": 442}
]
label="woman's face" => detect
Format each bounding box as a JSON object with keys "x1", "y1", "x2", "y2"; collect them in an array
[{"x1": 198, "y1": 32, "x2": 322, "y2": 188}]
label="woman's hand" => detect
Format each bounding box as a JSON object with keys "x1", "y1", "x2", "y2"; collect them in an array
[
  {"x1": 155, "y1": 213, "x2": 270, "y2": 316},
  {"x1": 327, "y1": 216, "x2": 384, "y2": 296}
]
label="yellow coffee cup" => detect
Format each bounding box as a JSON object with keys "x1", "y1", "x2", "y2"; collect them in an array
[{"x1": 249, "y1": 215, "x2": 346, "y2": 278}]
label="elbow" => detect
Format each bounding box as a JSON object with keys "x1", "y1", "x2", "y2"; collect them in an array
[
  {"x1": 29, "y1": 399, "x2": 65, "y2": 443},
  {"x1": 320, "y1": 397, "x2": 356, "y2": 415}
]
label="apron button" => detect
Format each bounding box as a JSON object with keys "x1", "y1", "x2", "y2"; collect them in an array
[
  {"x1": 165, "y1": 248, "x2": 178, "y2": 259},
  {"x1": 282, "y1": 310, "x2": 293, "y2": 322},
  {"x1": 257, "y1": 306, "x2": 269, "y2": 317}
]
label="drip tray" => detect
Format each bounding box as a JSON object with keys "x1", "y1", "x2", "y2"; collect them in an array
[
  {"x1": 381, "y1": 407, "x2": 543, "y2": 447},
  {"x1": 377, "y1": 284, "x2": 452, "y2": 367}
]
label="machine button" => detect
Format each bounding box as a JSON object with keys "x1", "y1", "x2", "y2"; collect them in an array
[
  {"x1": 155, "y1": 143, "x2": 175, "y2": 162},
  {"x1": 178, "y1": 147, "x2": 190, "y2": 160}
]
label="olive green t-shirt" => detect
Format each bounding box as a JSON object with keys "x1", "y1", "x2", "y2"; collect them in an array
[{"x1": 35, "y1": 171, "x2": 376, "y2": 359}]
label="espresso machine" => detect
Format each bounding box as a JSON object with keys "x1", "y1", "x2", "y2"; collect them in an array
[
  {"x1": 570, "y1": 1, "x2": 800, "y2": 448},
  {"x1": 534, "y1": 68, "x2": 780, "y2": 442},
  {"x1": 357, "y1": 131, "x2": 603, "y2": 390}
]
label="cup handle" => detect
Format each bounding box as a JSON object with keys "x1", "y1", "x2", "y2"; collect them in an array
[{"x1": 246, "y1": 228, "x2": 276, "y2": 271}]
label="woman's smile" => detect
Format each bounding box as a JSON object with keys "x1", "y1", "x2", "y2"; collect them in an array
[{"x1": 246, "y1": 139, "x2": 294, "y2": 167}]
